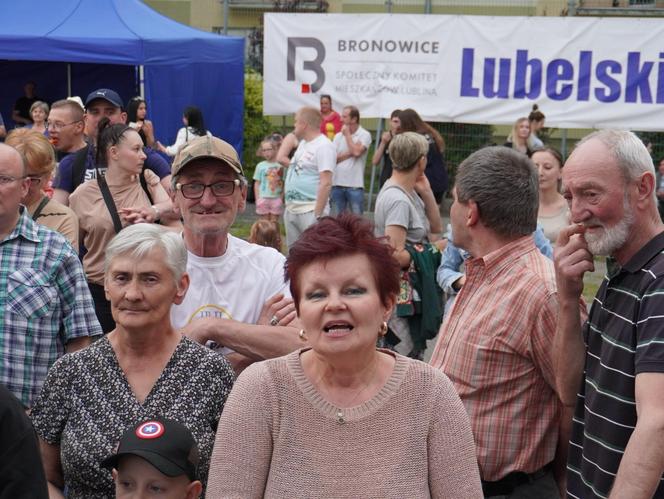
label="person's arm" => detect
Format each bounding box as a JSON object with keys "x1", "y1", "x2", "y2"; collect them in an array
[
  {"x1": 277, "y1": 133, "x2": 298, "y2": 167},
  {"x1": 57, "y1": 249, "x2": 104, "y2": 340},
  {"x1": 206, "y1": 364, "x2": 273, "y2": 498},
  {"x1": 314, "y1": 170, "x2": 332, "y2": 218},
  {"x1": 414, "y1": 173, "x2": 443, "y2": 237},
  {"x1": 183, "y1": 319, "x2": 302, "y2": 363},
  {"x1": 436, "y1": 239, "x2": 465, "y2": 294},
  {"x1": 384, "y1": 224, "x2": 411, "y2": 268},
  {"x1": 12, "y1": 109, "x2": 31, "y2": 126},
  {"x1": 372, "y1": 131, "x2": 391, "y2": 166},
  {"x1": 428, "y1": 374, "x2": 483, "y2": 498},
  {"x1": 533, "y1": 224, "x2": 554, "y2": 259},
  {"x1": 65, "y1": 336, "x2": 91, "y2": 353},
  {"x1": 39, "y1": 440, "x2": 65, "y2": 499},
  {"x1": 343, "y1": 127, "x2": 368, "y2": 158},
  {"x1": 163, "y1": 128, "x2": 186, "y2": 156},
  {"x1": 608, "y1": 372, "x2": 664, "y2": 498},
  {"x1": 143, "y1": 120, "x2": 155, "y2": 148},
  {"x1": 553, "y1": 224, "x2": 593, "y2": 407}
]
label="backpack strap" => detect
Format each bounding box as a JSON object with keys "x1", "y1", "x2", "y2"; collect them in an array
[
  {"x1": 31, "y1": 195, "x2": 51, "y2": 220},
  {"x1": 96, "y1": 170, "x2": 123, "y2": 234},
  {"x1": 139, "y1": 166, "x2": 154, "y2": 205}
]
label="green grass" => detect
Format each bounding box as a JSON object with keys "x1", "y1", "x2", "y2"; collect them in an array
[{"x1": 582, "y1": 257, "x2": 606, "y2": 306}]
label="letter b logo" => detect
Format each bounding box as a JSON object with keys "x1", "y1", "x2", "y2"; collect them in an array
[{"x1": 287, "y1": 37, "x2": 326, "y2": 93}]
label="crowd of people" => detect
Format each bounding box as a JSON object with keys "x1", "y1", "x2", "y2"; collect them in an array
[{"x1": 1, "y1": 83, "x2": 664, "y2": 499}]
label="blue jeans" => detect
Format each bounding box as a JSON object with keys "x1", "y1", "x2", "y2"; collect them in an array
[{"x1": 331, "y1": 186, "x2": 364, "y2": 215}]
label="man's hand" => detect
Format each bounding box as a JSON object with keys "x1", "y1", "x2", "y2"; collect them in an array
[
  {"x1": 380, "y1": 131, "x2": 392, "y2": 145},
  {"x1": 180, "y1": 317, "x2": 218, "y2": 345},
  {"x1": 554, "y1": 224, "x2": 594, "y2": 302},
  {"x1": 257, "y1": 293, "x2": 297, "y2": 327}
]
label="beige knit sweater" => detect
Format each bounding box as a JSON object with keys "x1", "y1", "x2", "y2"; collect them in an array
[{"x1": 206, "y1": 349, "x2": 482, "y2": 498}]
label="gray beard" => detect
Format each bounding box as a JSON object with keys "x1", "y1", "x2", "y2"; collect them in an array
[{"x1": 584, "y1": 204, "x2": 634, "y2": 256}]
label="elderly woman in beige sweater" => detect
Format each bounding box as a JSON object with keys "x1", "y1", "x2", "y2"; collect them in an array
[{"x1": 207, "y1": 214, "x2": 482, "y2": 498}]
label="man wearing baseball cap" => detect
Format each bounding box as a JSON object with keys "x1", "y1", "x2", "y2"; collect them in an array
[
  {"x1": 169, "y1": 135, "x2": 302, "y2": 373},
  {"x1": 52, "y1": 88, "x2": 171, "y2": 206},
  {"x1": 103, "y1": 418, "x2": 202, "y2": 499}
]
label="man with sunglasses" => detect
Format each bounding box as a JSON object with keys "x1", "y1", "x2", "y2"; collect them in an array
[
  {"x1": 169, "y1": 135, "x2": 300, "y2": 374},
  {"x1": 0, "y1": 143, "x2": 101, "y2": 408}
]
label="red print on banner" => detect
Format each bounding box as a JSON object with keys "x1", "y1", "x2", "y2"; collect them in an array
[{"x1": 301, "y1": 83, "x2": 311, "y2": 93}]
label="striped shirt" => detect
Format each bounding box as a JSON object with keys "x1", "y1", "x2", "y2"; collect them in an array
[
  {"x1": 567, "y1": 232, "x2": 664, "y2": 499},
  {"x1": 429, "y1": 236, "x2": 561, "y2": 481},
  {"x1": 0, "y1": 207, "x2": 102, "y2": 407}
]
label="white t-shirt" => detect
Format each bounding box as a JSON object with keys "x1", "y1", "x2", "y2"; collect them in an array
[
  {"x1": 171, "y1": 235, "x2": 289, "y2": 352},
  {"x1": 332, "y1": 126, "x2": 372, "y2": 188},
  {"x1": 284, "y1": 134, "x2": 336, "y2": 208}
]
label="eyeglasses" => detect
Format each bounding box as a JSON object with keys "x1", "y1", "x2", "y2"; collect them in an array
[
  {"x1": 46, "y1": 120, "x2": 81, "y2": 131},
  {"x1": 0, "y1": 174, "x2": 26, "y2": 186},
  {"x1": 26, "y1": 176, "x2": 42, "y2": 186},
  {"x1": 176, "y1": 179, "x2": 240, "y2": 199}
]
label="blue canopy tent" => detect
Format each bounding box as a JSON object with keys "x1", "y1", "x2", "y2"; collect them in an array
[{"x1": 0, "y1": 0, "x2": 244, "y2": 153}]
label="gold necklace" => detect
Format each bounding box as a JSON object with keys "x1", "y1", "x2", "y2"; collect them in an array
[{"x1": 313, "y1": 359, "x2": 380, "y2": 425}]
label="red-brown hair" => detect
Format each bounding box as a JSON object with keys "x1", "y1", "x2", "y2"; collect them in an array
[{"x1": 285, "y1": 214, "x2": 400, "y2": 312}]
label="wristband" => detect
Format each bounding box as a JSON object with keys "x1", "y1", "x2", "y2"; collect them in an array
[{"x1": 151, "y1": 205, "x2": 161, "y2": 221}]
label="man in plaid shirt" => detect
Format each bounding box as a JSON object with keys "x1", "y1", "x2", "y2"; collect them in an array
[
  {"x1": 0, "y1": 144, "x2": 101, "y2": 408},
  {"x1": 430, "y1": 147, "x2": 577, "y2": 498}
]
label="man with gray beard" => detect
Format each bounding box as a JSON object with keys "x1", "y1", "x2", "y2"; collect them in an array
[{"x1": 554, "y1": 129, "x2": 664, "y2": 499}]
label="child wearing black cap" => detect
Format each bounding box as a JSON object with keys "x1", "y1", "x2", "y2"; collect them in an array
[{"x1": 102, "y1": 418, "x2": 202, "y2": 499}]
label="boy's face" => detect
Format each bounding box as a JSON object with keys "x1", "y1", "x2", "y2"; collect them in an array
[{"x1": 113, "y1": 455, "x2": 202, "y2": 499}]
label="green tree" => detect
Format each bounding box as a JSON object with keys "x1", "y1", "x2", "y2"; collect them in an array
[{"x1": 243, "y1": 70, "x2": 273, "y2": 184}]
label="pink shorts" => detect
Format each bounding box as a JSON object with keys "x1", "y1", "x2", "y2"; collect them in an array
[{"x1": 256, "y1": 197, "x2": 284, "y2": 215}]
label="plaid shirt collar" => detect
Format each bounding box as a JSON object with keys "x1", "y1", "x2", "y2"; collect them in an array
[
  {"x1": 2, "y1": 206, "x2": 41, "y2": 245},
  {"x1": 465, "y1": 235, "x2": 536, "y2": 283}
]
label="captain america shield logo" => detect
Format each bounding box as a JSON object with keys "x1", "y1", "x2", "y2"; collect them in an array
[{"x1": 135, "y1": 421, "x2": 165, "y2": 439}]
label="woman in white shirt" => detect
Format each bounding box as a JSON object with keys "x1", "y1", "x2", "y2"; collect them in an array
[{"x1": 157, "y1": 106, "x2": 211, "y2": 156}]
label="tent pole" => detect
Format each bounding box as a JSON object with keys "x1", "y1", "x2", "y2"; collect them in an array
[
  {"x1": 67, "y1": 64, "x2": 72, "y2": 97},
  {"x1": 139, "y1": 65, "x2": 145, "y2": 98}
]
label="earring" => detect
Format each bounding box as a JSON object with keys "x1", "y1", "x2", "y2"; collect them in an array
[
  {"x1": 379, "y1": 322, "x2": 388, "y2": 337},
  {"x1": 298, "y1": 329, "x2": 307, "y2": 341}
]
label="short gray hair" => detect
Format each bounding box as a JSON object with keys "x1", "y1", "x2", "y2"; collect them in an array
[
  {"x1": 104, "y1": 224, "x2": 188, "y2": 283},
  {"x1": 575, "y1": 130, "x2": 655, "y2": 200},
  {"x1": 389, "y1": 132, "x2": 429, "y2": 172},
  {"x1": 456, "y1": 146, "x2": 538, "y2": 238}
]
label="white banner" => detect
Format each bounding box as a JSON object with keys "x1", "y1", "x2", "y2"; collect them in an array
[{"x1": 264, "y1": 14, "x2": 664, "y2": 130}]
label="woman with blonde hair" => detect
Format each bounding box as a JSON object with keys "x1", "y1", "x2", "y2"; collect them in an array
[
  {"x1": 504, "y1": 117, "x2": 532, "y2": 156},
  {"x1": 27, "y1": 101, "x2": 49, "y2": 135},
  {"x1": 5, "y1": 128, "x2": 79, "y2": 248}
]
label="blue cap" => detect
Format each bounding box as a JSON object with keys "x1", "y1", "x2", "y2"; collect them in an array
[{"x1": 84, "y1": 88, "x2": 124, "y2": 109}]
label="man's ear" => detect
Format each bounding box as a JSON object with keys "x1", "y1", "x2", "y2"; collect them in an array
[
  {"x1": 238, "y1": 181, "x2": 248, "y2": 213},
  {"x1": 467, "y1": 199, "x2": 480, "y2": 227}
]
